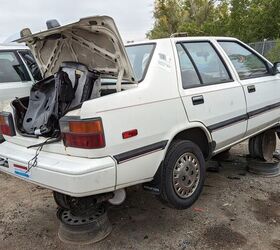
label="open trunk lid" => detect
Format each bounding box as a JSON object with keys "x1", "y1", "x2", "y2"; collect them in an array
[
  {"x1": 4, "y1": 16, "x2": 136, "y2": 156},
  {"x1": 15, "y1": 16, "x2": 135, "y2": 82}
]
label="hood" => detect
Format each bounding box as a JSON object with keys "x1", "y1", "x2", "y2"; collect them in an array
[{"x1": 15, "y1": 16, "x2": 136, "y2": 82}]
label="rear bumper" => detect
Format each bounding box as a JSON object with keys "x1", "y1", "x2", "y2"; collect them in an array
[{"x1": 0, "y1": 141, "x2": 116, "y2": 197}]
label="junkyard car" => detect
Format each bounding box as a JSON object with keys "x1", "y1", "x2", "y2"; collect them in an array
[
  {"x1": 0, "y1": 43, "x2": 41, "y2": 141},
  {"x1": 0, "y1": 16, "x2": 280, "y2": 210}
]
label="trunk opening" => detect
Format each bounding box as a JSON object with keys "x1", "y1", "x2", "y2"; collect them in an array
[{"x1": 12, "y1": 62, "x2": 101, "y2": 138}]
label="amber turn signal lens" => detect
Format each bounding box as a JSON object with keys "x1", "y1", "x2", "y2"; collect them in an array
[{"x1": 69, "y1": 120, "x2": 103, "y2": 134}]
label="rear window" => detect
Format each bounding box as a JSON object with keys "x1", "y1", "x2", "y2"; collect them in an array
[
  {"x1": 0, "y1": 51, "x2": 31, "y2": 83},
  {"x1": 125, "y1": 44, "x2": 155, "y2": 82}
]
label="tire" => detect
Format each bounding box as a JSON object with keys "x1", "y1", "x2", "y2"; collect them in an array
[
  {"x1": 248, "y1": 130, "x2": 276, "y2": 161},
  {"x1": 249, "y1": 137, "x2": 257, "y2": 158},
  {"x1": 160, "y1": 140, "x2": 206, "y2": 209}
]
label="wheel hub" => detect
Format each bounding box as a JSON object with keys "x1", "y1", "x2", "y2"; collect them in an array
[
  {"x1": 173, "y1": 153, "x2": 200, "y2": 198},
  {"x1": 58, "y1": 206, "x2": 106, "y2": 226},
  {"x1": 57, "y1": 204, "x2": 112, "y2": 244}
]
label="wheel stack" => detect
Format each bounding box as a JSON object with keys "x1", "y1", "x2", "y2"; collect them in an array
[
  {"x1": 248, "y1": 130, "x2": 280, "y2": 176},
  {"x1": 57, "y1": 204, "x2": 112, "y2": 244},
  {"x1": 53, "y1": 192, "x2": 112, "y2": 244}
]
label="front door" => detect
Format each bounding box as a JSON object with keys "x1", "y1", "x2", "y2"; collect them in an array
[
  {"x1": 218, "y1": 40, "x2": 280, "y2": 136},
  {"x1": 175, "y1": 40, "x2": 247, "y2": 151}
]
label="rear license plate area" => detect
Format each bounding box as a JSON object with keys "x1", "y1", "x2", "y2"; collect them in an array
[{"x1": 13, "y1": 164, "x2": 30, "y2": 178}]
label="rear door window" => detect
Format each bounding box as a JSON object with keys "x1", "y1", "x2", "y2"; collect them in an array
[
  {"x1": 176, "y1": 43, "x2": 201, "y2": 88},
  {"x1": 0, "y1": 51, "x2": 31, "y2": 83},
  {"x1": 181, "y1": 42, "x2": 232, "y2": 85}
]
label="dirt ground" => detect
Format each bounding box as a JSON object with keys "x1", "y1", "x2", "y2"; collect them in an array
[{"x1": 0, "y1": 141, "x2": 279, "y2": 250}]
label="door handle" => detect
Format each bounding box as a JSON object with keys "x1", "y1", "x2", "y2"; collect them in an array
[
  {"x1": 192, "y1": 95, "x2": 204, "y2": 105},
  {"x1": 247, "y1": 85, "x2": 256, "y2": 93}
]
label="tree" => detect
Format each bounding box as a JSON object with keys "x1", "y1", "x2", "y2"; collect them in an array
[
  {"x1": 178, "y1": 0, "x2": 216, "y2": 35},
  {"x1": 147, "y1": 0, "x2": 280, "y2": 43},
  {"x1": 248, "y1": 0, "x2": 280, "y2": 41},
  {"x1": 229, "y1": 0, "x2": 280, "y2": 42},
  {"x1": 228, "y1": 0, "x2": 250, "y2": 41},
  {"x1": 148, "y1": 0, "x2": 231, "y2": 38},
  {"x1": 179, "y1": 0, "x2": 231, "y2": 36},
  {"x1": 265, "y1": 40, "x2": 280, "y2": 63},
  {"x1": 146, "y1": 0, "x2": 186, "y2": 39}
]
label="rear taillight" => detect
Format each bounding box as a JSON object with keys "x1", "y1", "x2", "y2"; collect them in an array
[
  {"x1": 0, "y1": 112, "x2": 15, "y2": 136},
  {"x1": 60, "y1": 117, "x2": 105, "y2": 149}
]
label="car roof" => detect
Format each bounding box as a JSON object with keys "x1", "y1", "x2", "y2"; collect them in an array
[
  {"x1": 0, "y1": 42, "x2": 29, "y2": 50},
  {"x1": 125, "y1": 36, "x2": 238, "y2": 46}
]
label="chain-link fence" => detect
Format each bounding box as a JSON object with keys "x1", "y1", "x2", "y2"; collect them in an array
[{"x1": 249, "y1": 40, "x2": 280, "y2": 62}]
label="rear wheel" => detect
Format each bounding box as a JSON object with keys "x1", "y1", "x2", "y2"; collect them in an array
[{"x1": 160, "y1": 140, "x2": 206, "y2": 209}]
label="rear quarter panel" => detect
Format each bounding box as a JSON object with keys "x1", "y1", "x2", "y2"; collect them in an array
[{"x1": 69, "y1": 39, "x2": 193, "y2": 186}]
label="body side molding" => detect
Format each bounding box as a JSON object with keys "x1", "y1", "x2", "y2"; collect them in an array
[{"x1": 114, "y1": 140, "x2": 168, "y2": 164}]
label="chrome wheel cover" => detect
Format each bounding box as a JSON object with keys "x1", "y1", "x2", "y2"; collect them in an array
[{"x1": 173, "y1": 152, "x2": 200, "y2": 198}]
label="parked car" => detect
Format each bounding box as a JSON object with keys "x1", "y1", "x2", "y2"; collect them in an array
[
  {"x1": 0, "y1": 16, "x2": 279, "y2": 212},
  {"x1": 0, "y1": 43, "x2": 41, "y2": 141}
]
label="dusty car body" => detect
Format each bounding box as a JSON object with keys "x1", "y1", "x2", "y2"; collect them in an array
[{"x1": 0, "y1": 16, "x2": 280, "y2": 210}]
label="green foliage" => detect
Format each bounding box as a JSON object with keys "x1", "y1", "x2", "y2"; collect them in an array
[
  {"x1": 147, "y1": 0, "x2": 280, "y2": 43},
  {"x1": 146, "y1": 0, "x2": 186, "y2": 39},
  {"x1": 265, "y1": 40, "x2": 280, "y2": 63}
]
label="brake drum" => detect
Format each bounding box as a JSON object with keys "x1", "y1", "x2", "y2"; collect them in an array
[
  {"x1": 249, "y1": 130, "x2": 276, "y2": 162},
  {"x1": 261, "y1": 130, "x2": 277, "y2": 162}
]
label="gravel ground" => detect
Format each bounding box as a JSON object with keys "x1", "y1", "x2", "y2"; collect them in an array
[{"x1": 0, "y1": 141, "x2": 279, "y2": 250}]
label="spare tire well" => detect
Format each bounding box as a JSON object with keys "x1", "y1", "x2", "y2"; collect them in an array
[{"x1": 171, "y1": 128, "x2": 210, "y2": 159}]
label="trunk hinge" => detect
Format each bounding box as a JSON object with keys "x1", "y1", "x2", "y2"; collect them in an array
[{"x1": 116, "y1": 68, "x2": 124, "y2": 92}]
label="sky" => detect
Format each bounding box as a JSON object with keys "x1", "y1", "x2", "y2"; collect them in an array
[{"x1": 0, "y1": 0, "x2": 154, "y2": 43}]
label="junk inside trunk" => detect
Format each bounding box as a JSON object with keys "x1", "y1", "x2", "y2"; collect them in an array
[{"x1": 13, "y1": 62, "x2": 101, "y2": 137}]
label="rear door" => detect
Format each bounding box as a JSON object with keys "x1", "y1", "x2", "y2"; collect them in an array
[
  {"x1": 0, "y1": 50, "x2": 33, "y2": 111},
  {"x1": 218, "y1": 40, "x2": 280, "y2": 136},
  {"x1": 174, "y1": 39, "x2": 247, "y2": 150}
]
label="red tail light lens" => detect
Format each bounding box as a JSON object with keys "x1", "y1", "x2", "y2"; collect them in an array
[
  {"x1": 60, "y1": 117, "x2": 105, "y2": 149},
  {"x1": 0, "y1": 112, "x2": 15, "y2": 136}
]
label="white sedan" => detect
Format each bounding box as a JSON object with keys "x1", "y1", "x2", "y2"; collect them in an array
[{"x1": 0, "y1": 43, "x2": 41, "y2": 141}]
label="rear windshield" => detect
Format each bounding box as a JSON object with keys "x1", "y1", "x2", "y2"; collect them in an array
[
  {"x1": 0, "y1": 51, "x2": 31, "y2": 83},
  {"x1": 125, "y1": 44, "x2": 155, "y2": 82}
]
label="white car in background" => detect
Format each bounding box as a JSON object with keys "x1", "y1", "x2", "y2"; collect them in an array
[{"x1": 0, "y1": 43, "x2": 41, "y2": 141}]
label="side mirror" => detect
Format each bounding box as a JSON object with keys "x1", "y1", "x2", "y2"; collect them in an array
[{"x1": 273, "y1": 62, "x2": 280, "y2": 75}]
